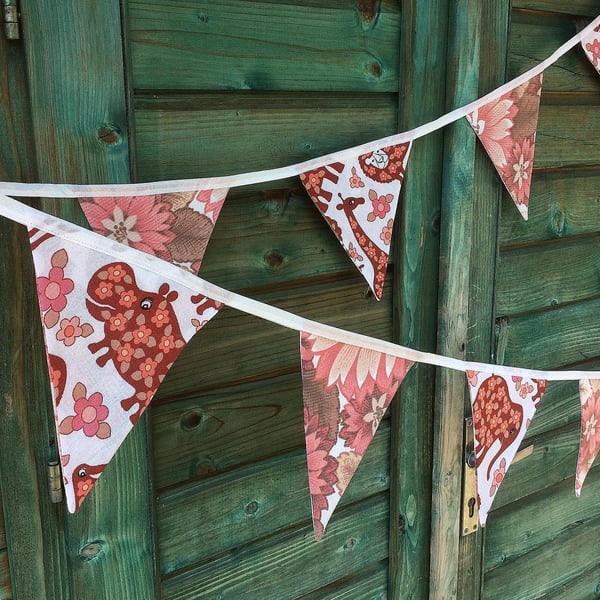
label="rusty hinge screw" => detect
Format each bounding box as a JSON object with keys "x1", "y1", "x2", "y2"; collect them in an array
[{"x1": 3, "y1": 0, "x2": 20, "y2": 40}]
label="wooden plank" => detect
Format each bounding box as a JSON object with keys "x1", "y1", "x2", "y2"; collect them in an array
[
  {"x1": 20, "y1": 1, "x2": 157, "y2": 597},
  {"x1": 499, "y1": 169, "x2": 600, "y2": 246},
  {"x1": 154, "y1": 277, "x2": 392, "y2": 398},
  {"x1": 160, "y1": 494, "x2": 389, "y2": 599},
  {"x1": 389, "y1": 0, "x2": 447, "y2": 597},
  {"x1": 497, "y1": 297, "x2": 600, "y2": 370},
  {"x1": 535, "y1": 99, "x2": 600, "y2": 169},
  {"x1": 128, "y1": 0, "x2": 401, "y2": 92},
  {"x1": 298, "y1": 561, "x2": 388, "y2": 599},
  {"x1": 429, "y1": 0, "x2": 484, "y2": 597},
  {"x1": 489, "y1": 422, "x2": 580, "y2": 511},
  {"x1": 134, "y1": 92, "x2": 397, "y2": 181},
  {"x1": 512, "y1": 1, "x2": 600, "y2": 16},
  {"x1": 509, "y1": 11, "x2": 600, "y2": 92},
  {"x1": 542, "y1": 564, "x2": 600, "y2": 600},
  {"x1": 0, "y1": 550, "x2": 10, "y2": 600},
  {"x1": 157, "y1": 425, "x2": 390, "y2": 574},
  {"x1": 485, "y1": 466, "x2": 600, "y2": 572},
  {"x1": 496, "y1": 235, "x2": 600, "y2": 315},
  {"x1": 152, "y1": 373, "x2": 303, "y2": 489},
  {"x1": 199, "y1": 188, "x2": 353, "y2": 290},
  {"x1": 482, "y1": 514, "x2": 600, "y2": 599}
]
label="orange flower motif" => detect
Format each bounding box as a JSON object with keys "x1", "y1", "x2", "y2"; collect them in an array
[
  {"x1": 138, "y1": 357, "x2": 158, "y2": 378},
  {"x1": 151, "y1": 308, "x2": 170, "y2": 327},
  {"x1": 94, "y1": 281, "x2": 113, "y2": 300},
  {"x1": 119, "y1": 289, "x2": 137, "y2": 308},
  {"x1": 116, "y1": 342, "x2": 134, "y2": 363},
  {"x1": 109, "y1": 312, "x2": 128, "y2": 332},
  {"x1": 106, "y1": 264, "x2": 126, "y2": 282},
  {"x1": 132, "y1": 324, "x2": 152, "y2": 345}
]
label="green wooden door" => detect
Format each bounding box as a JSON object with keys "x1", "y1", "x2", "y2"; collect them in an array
[{"x1": 1, "y1": 1, "x2": 600, "y2": 599}]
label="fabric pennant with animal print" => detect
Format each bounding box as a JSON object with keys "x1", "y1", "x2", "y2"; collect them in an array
[
  {"x1": 575, "y1": 379, "x2": 600, "y2": 496},
  {"x1": 29, "y1": 227, "x2": 222, "y2": 512},
  {"x1": 299, "y1": 143, "x2": 412, "y2": 300},
  {"x1": 466, "y1": 73, "x2": 543, "y2": 220},
  {"x1": 78, "y1": 188, "x2": 228, "y2": 273},
  {"x1": 300, "y1": 331, "x2": 414, "y2": 540},
  {"x1": 466, "y1": 371, "x2": 546, "y2": 525},
  {"x1": 581, "y1": 23, "x2": 600, "y2": 75}
]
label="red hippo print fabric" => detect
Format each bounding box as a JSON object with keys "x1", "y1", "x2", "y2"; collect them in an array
[
  {"x1": 28, "y1": 228, "x2": 222, "y2": 512},
  {"x1": 300, "y1": 143, "x2": 412, "y2": 300},
  {"x1": 79, "y1": 188, "x2": 228, "y2": 273},
  {"x1": 467, "y1": 74, "x2": 543, "y2": 220},
  {"x1": 466, "y1": 371, "x2": 546, "y2": 525},
  {"x1": 575, "y1": 379, "x2": 600, "y2": 496},
  {"x1": 581, "y1": 24, "x2": 600, "y2": 75},
  {"x1": 300, "y1": 331, "x2": 413, "y2": 540}
]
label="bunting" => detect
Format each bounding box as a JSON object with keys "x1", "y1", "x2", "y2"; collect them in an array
[
  {"x1": 79, "y1": 188, "x2": 228, "y2": 273},
  {"x1": 581, "y1": 23, "x2": 600, "y2": 75},
  {"x1": 466, "y1": 371, "x2": 546, "y2": 525},
  {"x1": 300, "y1": 331, "x2": 413, "y2": 539},
  {"x1": 467, "y1": 74, "x2": 543, "y2": 220},
  {"x1": 300, "y1": 143, "x2": 411, "y2": 300},
  {"x1": 28, "y1": 227, "x2": 222, "y2": 511},
  {"x1": 575, "y1": 379, "x2": 600, "y2": 496}
]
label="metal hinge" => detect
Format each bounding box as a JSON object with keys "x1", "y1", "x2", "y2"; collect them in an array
[
  {"x1": 3, "y1": 0, "x2": 20, "y2": 40},
  {"x1": 47, "y1": 460, "x2": 64, "y2": 504},
  {"x1": 461, "y1": 417, "x2": 479, "y2": 536}
]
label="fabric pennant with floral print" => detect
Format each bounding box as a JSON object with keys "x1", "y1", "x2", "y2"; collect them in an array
[
  {"x1": 466, "y1": 371, "x2": 547, "y2": 525},
  {"x1": 466, "y1": 74, "x2": 543, "y2": 220},
  {"x1": 299, "y1": 143, "x2": 412, "y2": 300},
  {"x1": 575, "y1": 379, "x2": 600, "y2": 496},
  {"x1": 78, "y1": 188, "x2": 229, "y2": 273},
  {"x1": 29, "y1": 227, "x2": 222, "y2": 512},
  {"x1": 581, "y1": 24, "x2": 600, "y2": 75},
  {"x1": 300, "y1": 331, "x2": 414, "y2": 540}
]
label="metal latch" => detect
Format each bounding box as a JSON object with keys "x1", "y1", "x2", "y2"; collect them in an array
[
  {"x1": 461, "y1": 417, "x2": 479, "y2": 536},
  {"x1": 47, "y1": 460, "x2": 63, "y2": 504},
  {"x1": 3, "y1": 0, "x2": 20, "y2": 40}
]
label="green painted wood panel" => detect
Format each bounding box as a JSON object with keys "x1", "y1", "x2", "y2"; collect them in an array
[
  {"x1": 513, "y1": 0, "x2": 600, "y2": 16},
  {"x1": 128, "y1": 0, "x2": 401, "y2": 92},
  {"x1": 299, "y1": 562, "x2": 387, "y2": 599}
]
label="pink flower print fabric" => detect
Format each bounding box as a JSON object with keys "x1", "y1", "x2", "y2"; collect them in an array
[
  {"x1": 575, "y1": 379, "x2": 600, "y2": 496},
  {"x1": 300, "y1": 331, "x2": 413, "y2": 540},
  {"x1": 467, "y1": 74, "x2": 543, "y2": 220},
  {"x1": 467, "y1": 371, "x2": 546, "y2": 525},
  {"x1": 581, "y1": 24, "x2": 600, "y2": 75},
  {"x1": 28, "y1": 227, "x2": 222, "y2": 512},
  {"x1": 79, "y1": 188, "x2": 228, "y2": 273},
  {"x1": 300, "y1": 143, "x2": 412, "y2": 300}
]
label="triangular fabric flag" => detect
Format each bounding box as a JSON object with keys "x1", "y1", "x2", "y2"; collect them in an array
[
  {"x1": 581, "y1": 24, "x2": 600, "y2": 75},
  {"x1": 28, "y1": 227, "x2": 222, "y2": 512},
  {"x1": 300, "y1": 143, "x2": 412, "y2": 300},
  {"x1": 575, "y1": 379, "x2": 600, "y2": 496},
  {"x1": 466, "y1": 74, "x2": 543, "y2": 220},
  {"x1": 79, "y1": 188, "x2": 229, "y2": 273},
  {"x1": 466, "y1": 371, "x2": 546, "y2": 525},
  {"x1": 300, "y1": 331, "x2": 414, "y2": 540}
]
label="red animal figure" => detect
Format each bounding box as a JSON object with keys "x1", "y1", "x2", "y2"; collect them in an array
[
  {"x1": 71, "y1": 462, "x2": 107, "y2": 510},
  {"x1": 300, "y1": 162, "x2": 345, "y2": 212},
  {"x1": 86, "y1": 262, "x2": 187, "y2": 424},
  {"x1": 472, "y1": 375, "x2": 523, "y2": 478},
  {"x1": 336, "y1": 193, "x2": 388, "y2": 298}
]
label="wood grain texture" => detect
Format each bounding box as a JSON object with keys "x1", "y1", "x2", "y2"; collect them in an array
[
  {"x1": 128, "y1": 0, "x2": 401, "y2": 92},
  {"x1": 389, "y1": 0, "x2": 447, "y2": 597},
  {"x1": 496, "y1": 235, "x2": 600, "y2": 315},
  {"x1": 160, "y1": 494, "x2": 390, "y2": 599},
  {"x1": 512, "y1": 0, "x2": 600, "y2": 16},
  {"x1": 134, "y1": 92, "x2": 398, "y2": 182},
  {"x1": 19, "y1": 1, "x2": 157, "y2": 597},
  {"x1": 157, "y1": 427, "x2": 390, "y2": 575}
]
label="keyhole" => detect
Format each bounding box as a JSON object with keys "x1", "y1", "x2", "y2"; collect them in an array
[{"x1": 468, "y1": 497, "x2": 476, "y2": 518}]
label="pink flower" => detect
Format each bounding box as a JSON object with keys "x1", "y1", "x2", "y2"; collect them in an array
[
  {"x1": 301, "y1": 169, "x2": 326, "y2": 195},
  {"x1": 367, "y1": 189, "x2": 393, "y2": 221},
  {"x1": 586, "y1": 37, "x2": 600, "y2": 67},
  {"x1": 347, "y1": 242, "x2": 364, "y2": 263},
  {"x1": 301, "y1": 332, "x2": 413, "y2": 403},
  {"x1": 348, "y1": 167, "x2": 364, "y2": 189},
  {"x1": 490, "y1": 458, "x2": 507, "y2": 496},
  {"x1": 468, "y1": 97, "x2": 515, "y2": 167},
  {"x1": 504, "y1": 138, "x2": 534, "y2": 205},
  {"x1": 341, "y1": 392, "x2": 390, "y2": 455},
  {"x1": 304, "y1": 409, "x2": 338, "y2": 523},
  {"x1": 37, "y1": 266, "x2": 74, "y2": 312},
  {"x1": 379, "y1": 219, "x2": 394, "y2": 245},
  {"x1": 80, "y1": 195, "x2": 176, "y2": 261},
  {"x1": 71, "y1": 385, "x2": 110, "y2": 438},
  {"x1": 56, "y1": 316, "x2": 83, "y2": 346}
]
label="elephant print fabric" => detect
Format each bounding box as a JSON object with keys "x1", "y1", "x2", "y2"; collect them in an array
[
  {"x1": 300, "y1": 143, "x2": 412, "y2": 300},
  {"x1": 28, "y1": 228, "x2": 222, "y2": 512},
  {"x1": 300, "y1": 331, "x2": 414, "y2": 540},
  {"x1": 466, "y1": 371, "x2": 546, "y2": 525}
]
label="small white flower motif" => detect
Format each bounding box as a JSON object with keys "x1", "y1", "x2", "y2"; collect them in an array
[
  {"x1": 512, "y1": 154, "x2": 530, "y2": 189},
  {"x1": 101, "y1": 206, "x2": 141, "y2": 244},
  {"x1": 363, "y1": 393, "x2": 388, "y2": 435}
]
